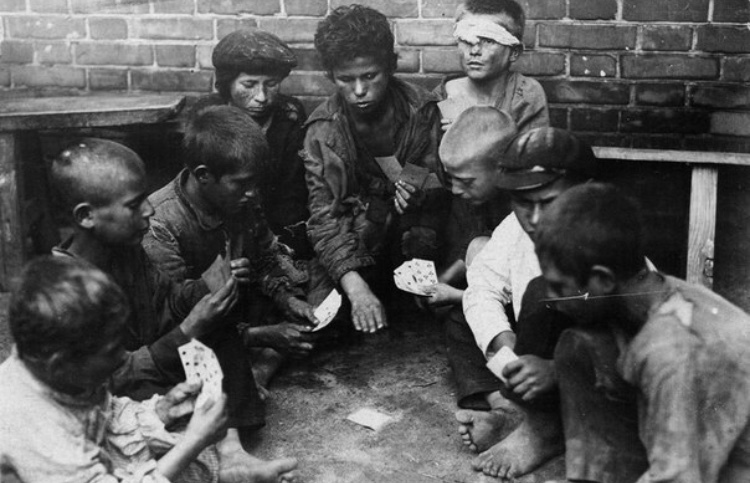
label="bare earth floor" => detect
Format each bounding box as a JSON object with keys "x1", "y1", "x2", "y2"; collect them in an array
[{"x1": 0, "y1": 294, "x2": 564, "y2": 483}]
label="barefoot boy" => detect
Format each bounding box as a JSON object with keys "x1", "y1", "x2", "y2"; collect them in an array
[
  {"x1": 0, "y1": 256, "x2": 228, "y2": 482},
  {"x1": 49, "y1": 138, "x2": 298, "y2": 482},
  {"x1": 193, "y1": 28, "x2": 312, "y2": 259},
  {"x1": 304, "y1": 5, "x2": 448, "y2": 332},
  {"x1": 538, "y1": 183, "x2": 750, "y2": 483},
  {"x1": 441, "y1": 111, "x2": 599, "y2": 478},
  {"x1": 143, "y1": 105, "x2": 316, "y2": 395}
]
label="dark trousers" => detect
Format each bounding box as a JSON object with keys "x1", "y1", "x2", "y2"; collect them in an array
[
  {"x1": 555, "y1": 327, "x2": 648, "y2": 483},
  {"x1": 445, "y1": 276, "x2": 571, "y2": 410}
]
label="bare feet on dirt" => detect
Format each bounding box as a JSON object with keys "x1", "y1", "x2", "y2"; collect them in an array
[
  {"x1": 471, "y1": 410, "x2": 563, "y2": 479},
  {"x1": 219, "y1": 449, "x2": 298, "y2": 483},
  {"x1": 455, "y1": 407, "x2": 522, "y2": 453}
]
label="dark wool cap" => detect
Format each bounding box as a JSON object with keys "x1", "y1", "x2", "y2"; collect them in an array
[
  {"x1": 212, "y1": 28, "x2": 297, "y2": 77},
  {"x1": 496, "y1": 127, "x2": 597, "y2": 191},
  {"x1": 439, "y1": 106, "x2": 518, "y2": 171}
]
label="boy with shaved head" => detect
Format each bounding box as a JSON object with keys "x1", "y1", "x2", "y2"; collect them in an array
[{"x1": 49, "y1": 138, "x2": 298, "y2": 483}]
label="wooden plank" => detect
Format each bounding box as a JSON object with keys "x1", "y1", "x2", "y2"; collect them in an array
[
  {"x1": 0, "y1": 133, "x2": 24, "y2": 292},
  {"x1": 686, "y1": 166, "x2": 718, "y2": 288},
  {"x1": 594, "y1": 147, "x2": 750, "y2": 167},
  {"x1": 0, "y1": 94, "x2": 185, "y2": 131}
]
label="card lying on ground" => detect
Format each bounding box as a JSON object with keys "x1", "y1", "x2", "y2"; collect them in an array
[
  {"x1": 347, "y1": 408, "x2": 395, "y2": 431},
  {"x1": 313, "y1": 289, "x2": 342, "y2": 332},
  {"x1": 393, "y1": 258, "x2": 439, "y2": 296},
  {"x1": 179, "y1": 339, "x2": 224, "y2": 408},
  {"x1": 486, "y1": 346, "x2": 519, "y2": 384}
]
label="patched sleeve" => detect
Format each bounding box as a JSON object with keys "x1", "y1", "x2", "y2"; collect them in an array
[{"x1": 303, "y1": 122, "x2": 376, "y2": 282}]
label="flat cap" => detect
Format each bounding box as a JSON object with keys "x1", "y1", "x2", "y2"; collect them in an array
[
  {"x1": 439, "y1": 106, "x2": 518, "y2": 171},
  {"x1": 212, "y1": 28, "x2": 297, "y2": 77},
  {"x1": 496, "y1": 127, "x2": 597, "y2": 190}
]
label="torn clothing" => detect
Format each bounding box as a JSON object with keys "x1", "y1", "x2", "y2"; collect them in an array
[
  {"x1": 620, "y1": 275, "x2": 750, "y2": 483},
  {"x1": 52, "y1": 241, "x2": 206, "y2": 399},
  {"x1": 302, "y1": 77, "x2": 449, "y2": 284},
  {"x1": 144, "y1": 168, "x2": 305, "y2": 308},
  {"x1": 190, "y1": 94, "x2": 312, "y2": 259},
  {"x1": 0, "y1": 351, "x2": 219, "y2": 483}
]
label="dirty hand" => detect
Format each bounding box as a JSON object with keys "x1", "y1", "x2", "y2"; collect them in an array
[
  {"x1": 285, "y1": 296, "x2": 318, "y2": 326},
  {"x1": 440, "y1": 118, "x2": 453, "y2": 132},
  {"x1": 181, "y1": 277, "x2": 239, "y2": 338},
  {"x1": 156, "y1": 381, "x2": 202, "y2": 425},
  {"x1": 424, "y1": 283, "x2": 463, "y2": 307},
  {"x1": 184, "y1": 391, "x2": 228, "y2": 447},
  {"x1": 348, "y1": 287, "x2": 387, "y2": 333},
  {"x1": 394, "y1": 181, "x2": 422, "y2": 215},
  {"x1": 229, "y1": 257, "x2": 251, "y2": 284},
  {"x1": 504, "y1": 355, "x2": 557, "y2": 401},
  {"x1": 258, "y1": 323, "x2": 315, "y2": 356}
]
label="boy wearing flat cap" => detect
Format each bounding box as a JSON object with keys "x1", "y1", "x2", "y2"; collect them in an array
[
  {"x1": 193, "y1": 28, "x2": 311, "y2": 260},
  {"x1": 442, "y1": 109, "x2": 599, "y2": 478},
  {"x1": 303, "y1": 5, "x2": 449, "y2": 334}
]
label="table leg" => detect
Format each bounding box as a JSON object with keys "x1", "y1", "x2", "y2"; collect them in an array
[
  {"x1": 0, "y1": 132, "x2": 24, "y2": 292},
  {"x1": 687, "y1": 165, "x2": 718, "y2": 289}
]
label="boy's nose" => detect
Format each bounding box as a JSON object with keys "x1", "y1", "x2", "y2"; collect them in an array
[
  {"x1": 450, "y1": 184, "x2": 463, "y2": 196},
  {"x1": 254, "y1": 86, "x2": 267, "y2": 102},
  {"x1": 529, "y1": 203, "x2": 542, "y2": 226},
  {"x1": 469, "y1": 42, "x2": 482, "y2": 54},
  {"x1": 354, "y1": 80, "x2": 367, "y2": 97},
  {"x1": 143, "y1": 200, "x2": 155, "y2": 218}
]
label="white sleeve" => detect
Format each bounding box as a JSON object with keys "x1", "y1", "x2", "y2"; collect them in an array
[{"x1": 463, "y1": 217, "x2": 515, "y2": 356}]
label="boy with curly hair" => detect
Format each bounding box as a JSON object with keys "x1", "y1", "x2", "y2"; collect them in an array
[{"x1": 304, "y1": 4, "x2": 449, "y2": 333}]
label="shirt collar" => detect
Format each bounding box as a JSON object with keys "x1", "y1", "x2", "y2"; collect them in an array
[{"x1": 174, "y1": 168, "x2": 225, "y2": 231}]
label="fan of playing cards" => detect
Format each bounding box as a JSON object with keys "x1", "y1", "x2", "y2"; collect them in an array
[
  {"x1": 179, "y1": 339, "x2": 224, "y2": 408},
  {"x1": 393, "y1": 259, "x2": 439, "y2": 296}
]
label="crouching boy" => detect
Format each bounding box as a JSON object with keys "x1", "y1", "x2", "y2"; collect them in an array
[
  {"x1": 538, "y1": 183, "x2": 750, "y2": 483},
  {"x1": 0, "y1": 256, "x2": 228, "y2": 483}
]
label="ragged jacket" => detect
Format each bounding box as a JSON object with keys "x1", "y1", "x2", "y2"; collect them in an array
[
  {"x1": 143, "y1": 169, "x2": 305, "y2": 308},
  {"x1": 302, "y1": 77, "x2": 449, "y2": 282}
]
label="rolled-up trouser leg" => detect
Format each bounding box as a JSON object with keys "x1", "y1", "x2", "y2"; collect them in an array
[
  {"x1": 444, "y1": 304, "x2": 501, "y2": 410},
  {"x1": 555, "y1": 327, "x2": 648, "y2": 483}
]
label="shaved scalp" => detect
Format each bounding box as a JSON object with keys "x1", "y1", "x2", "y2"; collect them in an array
[{"x1": 50, "y1": 138, "x2": 146, "y2": 214}]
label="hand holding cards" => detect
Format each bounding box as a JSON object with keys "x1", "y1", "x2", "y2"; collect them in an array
[
  {"x1": 312, "y1": 289, "x2": 342, "y2": 332},
  {"x1": 486, "y1": 346, "x2": 519, "y2": 384},
  {"x1": 394, "y1": 259, "x2": 439, "y2": 296},
  {"x1": 179, "y1": 339, "x2": 224, "y2": 408}
]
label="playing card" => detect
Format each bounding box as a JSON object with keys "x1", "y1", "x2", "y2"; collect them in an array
[
  {"x1": 201, "y1": 253, "x2": 232, "y2": 294},
  {"x1": 398, "y1": 163, "x2": 430, "y2": 189},
  {"x1": 393, "y1": 259, "x2": 438, "y2": 296},
  {"x1": 486, "y1": 346, "x2": 519, "y2": 384},
  {"x1": 179, "y1": 339, "x2": 224, "y2": 407},
  {"x1": 374, "y1": 155, "x2": 403, "y2": 183},
  {"x1": 346, "y1": 408, "x2": 395, "y2": 431},
  {"x1": 313, "y1": 289, "x2": 342, "y2": 332}
]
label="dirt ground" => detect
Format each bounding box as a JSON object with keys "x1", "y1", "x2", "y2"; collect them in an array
[{"x1": 0, "y1": 293, "x2": 564, "y2": 483}]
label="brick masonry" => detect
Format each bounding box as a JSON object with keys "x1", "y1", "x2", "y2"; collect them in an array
[{"x1": 0, "y1": 0, "x2": 747, "y2": 151}]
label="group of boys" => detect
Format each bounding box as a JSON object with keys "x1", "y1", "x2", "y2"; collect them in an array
[{"x1": 3, "y1": 1, "x2": 750, "y2": 483}]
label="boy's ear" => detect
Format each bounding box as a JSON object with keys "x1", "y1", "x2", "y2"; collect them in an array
[
  {"x1": 72, "y1": 202, "x2": 95, "y2": 229},
  {"x1": 509, "y1": 44, "x2": 523, "y2": 63},
  {"x1": 587, "y1": 265, "x2": 617, "y2": 295}
]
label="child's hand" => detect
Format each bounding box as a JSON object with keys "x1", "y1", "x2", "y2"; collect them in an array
[
  {"x1": 394, "y1": 181, "x2": 422, "y2": 215},
  {"x1": 181, "y1": 277, "x2": 238, "y2": 338},
  {"x1": 253, "y1": 323, "x2": 315, "y2": 356},
  {"x1": 441, "y1": 118, "x2": 453, "y2": 132},
  {"x1": 229, "y1": 257, "x2": 251, "y2": 284},
  {"x1": 185, "y1": 392, "x2": 228, "y2": 447},
  {"x1": 503, "y1": 355, "x2": 557, "y2": 402},
  {"x1": 156, "y1": 381, "x2": 201, "y2": 425},
  {"x1": 424, "y1": 283, "x2": 463, "y2": 308},
  {"x1": 285, "y1": 297, "x2": 317, "y2": 326}
]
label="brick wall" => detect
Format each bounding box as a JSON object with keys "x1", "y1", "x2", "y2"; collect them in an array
[{"x1": 1, "y1": 0, "x2": 749, "y2": 151}]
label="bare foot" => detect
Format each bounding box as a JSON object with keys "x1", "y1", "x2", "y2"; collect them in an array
[
  {"x1": 471, "y1": 410, "x2": 563, "y2": 479},
  {"x1": 251, "y1": 348, "x2": 284, "y2": 391},
  {"x1": 456, "y1": 407, "x2": 522, "y2": 453},
  {"x1": 219, "y1": 449, "x2": 298, "y2": 483}
]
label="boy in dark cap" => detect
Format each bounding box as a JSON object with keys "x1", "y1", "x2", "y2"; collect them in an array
[
  {"x1": 441, "y1": 109, "x2": 600, "y2": 478},
  {"x1": 303, "y1": 4, "x2": 449, "y2": 333},
  {"x1": 538, "y1": 183, "x2": 750, "y2": 483},
  {"x1": 194, "y1": 28, "x2": 311, "y2": 259}
]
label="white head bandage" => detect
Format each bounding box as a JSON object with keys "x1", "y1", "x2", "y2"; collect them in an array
[{"x1": 454, "y1": 18, "x2": 521, "y2": 47}]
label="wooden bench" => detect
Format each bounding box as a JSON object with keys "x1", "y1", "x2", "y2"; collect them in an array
[
  {"x1": 0, "y1": 94, "x2": 185, "y2": 291},
  {"x1": 593, "y1": 147, "x2": 750, "y2": 289}
]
